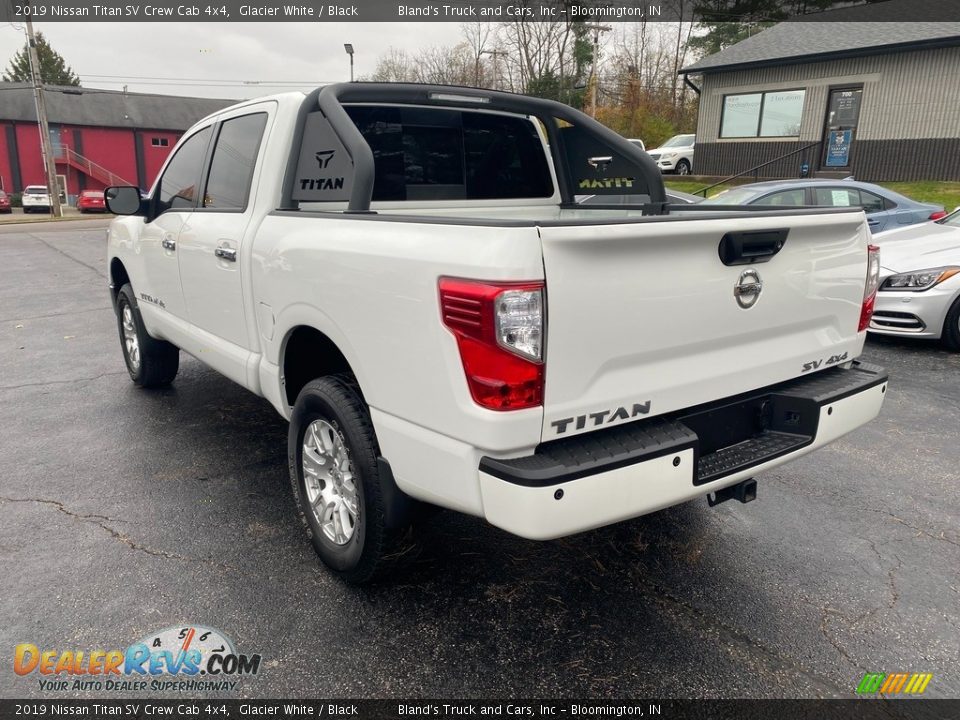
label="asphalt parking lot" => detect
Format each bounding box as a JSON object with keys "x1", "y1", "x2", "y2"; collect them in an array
[{"x1": 2, "y1": 219, "x2": 958, "y2": 700}]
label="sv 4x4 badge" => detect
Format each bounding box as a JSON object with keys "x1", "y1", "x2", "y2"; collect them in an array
[{"x1": 802, "y1": 351, "x2": 848, "y2": 373}]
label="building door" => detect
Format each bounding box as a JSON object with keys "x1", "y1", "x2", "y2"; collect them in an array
[{"x1": 821, "y1": 87, "x2": 862, "y2": 170}]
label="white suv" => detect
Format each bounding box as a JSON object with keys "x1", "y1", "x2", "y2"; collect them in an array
[
  {"x1": 21, "y1": 185, "x2": 52, "y2": 213},
  {"x1": 648, "y1": 134, "x2": 695, "y2": 175}
]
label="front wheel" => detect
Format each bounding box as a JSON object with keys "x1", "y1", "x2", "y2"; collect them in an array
[
  {"x1": 942, "y1": 296, "x2": 960, "y2": 351},
  {"x1": 288, "y1": 377, "x2": 396, "y2": 584},
  {"x1": 675, "y1": 159, "x2": 691, "y2": 176},
  {"x1": 115, "y1": 283, "x2": 179, "y2": 387}
]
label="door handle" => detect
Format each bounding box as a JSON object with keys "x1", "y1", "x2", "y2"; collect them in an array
[
  {"x1": 161, "y1": 236, "x2": 176, "y2": 251},
  {"x1": 215, "y1": 246, "x2": 237, "y2": 262}
]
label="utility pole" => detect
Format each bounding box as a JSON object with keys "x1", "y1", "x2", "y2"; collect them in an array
[
  {"x1": 586, "y1": 23, "x2": 611, "y2": 118},
  {"x1": 480, "y1": 49, "x2": 508, "y2": 91},
  {"x1": 24, "y1": 9, "x2": 62, "y2": 218}
]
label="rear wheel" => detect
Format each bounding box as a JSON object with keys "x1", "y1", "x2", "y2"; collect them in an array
[
  {"x1": 288, "y1": 376, "x2": 397, "y2": 584},
  {"x1": 943, "y1": 296, "x2": 960, "y2": 351},
  {"x1": 675, "y1": 159, "x2": 691, "y2": 176},
  {"x1": 115, "y1": 283, "x2": 179, "y2": 387}
]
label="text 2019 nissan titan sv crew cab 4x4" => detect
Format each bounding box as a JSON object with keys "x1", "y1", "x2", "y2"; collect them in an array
[{"x1": 105, "y1": 84, "x2": 887, "y2": 582}]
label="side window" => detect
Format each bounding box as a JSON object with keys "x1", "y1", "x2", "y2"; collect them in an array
[
  {"x1": 812, "y1": 187, "x2": 859, "y2": 207},
  {"x1": 203, "y1": 113, "x2": 268, "y2": 210},
  {"x1": 858, "y1": 190, "x2": 887, "y2": 213},
  {"x1": 157, "y1": 127, "x2": 212, "y2": 213},
  {"x1": 754, "y1": 189, "x2": 806, "y2": 206}
]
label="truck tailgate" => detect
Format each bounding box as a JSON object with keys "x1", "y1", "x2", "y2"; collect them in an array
[{"x1": 539, "y1": 210, "x2": 869, "y2": 440}]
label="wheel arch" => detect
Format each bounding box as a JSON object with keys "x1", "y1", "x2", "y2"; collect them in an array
[
  {"x1": 280, "y1": 323, "x2": 364, "y2": 407},
  {"x1": 109, "y1": 257, "x2": 131, "y2": 308}
]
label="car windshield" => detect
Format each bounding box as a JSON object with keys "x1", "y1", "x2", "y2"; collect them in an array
[
  {"x1": 659, "y1": 134, "x2": 694, "y2": 148},
  {"x1": 938, "y1": 208, "x2": 960, "y2": 227},
  {"x1": 707, "y1": 187, "x2": 766, "y2": 205}
]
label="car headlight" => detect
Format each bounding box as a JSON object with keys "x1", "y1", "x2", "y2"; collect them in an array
[
  {"x1": 880, "y1": 266, "x2": 960, "y2": 292},
  {"x1": 663, "y1": 152, "x2": 677, "y2": 159}
]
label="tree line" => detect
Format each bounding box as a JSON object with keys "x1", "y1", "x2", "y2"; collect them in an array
[{"x1": 368, "y1": 20, "x2": 701, "y2": 148}]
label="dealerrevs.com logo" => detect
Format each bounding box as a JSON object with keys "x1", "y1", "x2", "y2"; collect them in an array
[{"x1": 14, "y1": 625, "x2": 262, "y2": 693}]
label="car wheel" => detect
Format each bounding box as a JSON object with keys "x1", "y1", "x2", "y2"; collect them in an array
[
  {"x1": 942, "y1": 296, "x2": 960, "y2": 351},
  {"x1": 675, "y1": 160, "x2": 691, "y2": 176},
  {"x1": 115, "y1": 283, "x2": 179, "y2": 387},
  {"x1": 288, "y1": 376, "x2": 398, "y2": 584}
]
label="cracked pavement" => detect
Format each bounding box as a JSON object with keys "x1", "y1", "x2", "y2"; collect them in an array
[{"x1": 1, "y1": 220, "x2": 958, "y2": 699}]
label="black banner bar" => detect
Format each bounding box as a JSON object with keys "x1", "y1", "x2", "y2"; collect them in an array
[
  {"x1": 1, "y1": 0, "x2": 959, "y2": 23},
  {"x1": 0, "y1": 700, "x2": 957, "y2": 720}
]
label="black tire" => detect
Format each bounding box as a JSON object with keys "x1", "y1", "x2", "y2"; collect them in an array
[
  {"x1": 288, "y1": 376, "x2": 395, "y2": 584},
  {"x1": 115, "y1": 283, "x2": 179, "y2": 387},
  {"x1": 943, "y1": 296, "x2": 960, "y2": 351},
  {"x1": 675, "y1": 159, "x2": 691, "y2": 176}
]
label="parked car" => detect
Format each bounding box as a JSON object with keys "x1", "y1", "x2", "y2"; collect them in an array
[
  {"x1": 76, "y1": 190, "x2": 107, "y2": 213},
  {"x1": 869, "y1": 208, "x2": 960, "y2": 349},
  {"x1": 21, "y1": 185, "x2": 51, "y2": 213},
  {"x1": 709, "y1": 179, "x2": 945, "y2": 233},
  {"x1": 104, "y1": 84, "x2": 886, "y2": 583},
  {"x1": 647, "y1": 134, "x2": 695, "y2": 175},
  {"x1": 628, "y1": 138, "x2": 645, "y2": 152},
  {"x1": 0, "y1": 190, "x2": 11, "y2": 214}
]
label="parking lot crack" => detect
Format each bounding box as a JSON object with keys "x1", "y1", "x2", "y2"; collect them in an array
[
  {"x1": 28, "y1": 233, "x2": 107, "y2": 279},
  {"x1": 0, "y1": 371, "x2": 128, "y2": 391},
  {"x1": 0, "y1": 495, "x2": 236, "y2": 571},
  {"x1": 2, "y1": 305, "x2": 113, "y2": 324}
]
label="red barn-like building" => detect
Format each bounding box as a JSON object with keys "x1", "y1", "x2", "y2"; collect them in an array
[{"x1": 0, "y1": 83, "x2": 233, "y2": 201}]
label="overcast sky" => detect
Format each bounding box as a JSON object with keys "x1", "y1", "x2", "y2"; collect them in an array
[{"x1": 0, "y1": 22, "x2": 463, "y2": 98}]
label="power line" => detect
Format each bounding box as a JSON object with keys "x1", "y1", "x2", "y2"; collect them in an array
[{"x1": 79, "y1": 73, "x2": 335, "y2": 84}]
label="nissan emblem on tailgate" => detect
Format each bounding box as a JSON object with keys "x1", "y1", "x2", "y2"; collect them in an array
[{"x1": 734, "y1": 269, "x2": 763, "y2": 309}]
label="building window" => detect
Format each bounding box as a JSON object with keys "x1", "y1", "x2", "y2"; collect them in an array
[
  {"x1": 720, "y1": 89, "x2": 806, "y2": 138},
  {"x1": 151, "y1": 137, "x2": 169, "y2": 147}
]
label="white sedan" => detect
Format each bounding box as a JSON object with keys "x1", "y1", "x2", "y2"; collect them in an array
[{"x1": 870, "y1": 208, "x2": 960, "y2": 350}]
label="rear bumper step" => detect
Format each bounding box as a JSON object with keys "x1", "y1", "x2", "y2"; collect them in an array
[{"x1": 480, "y1": 361, "x2": 888, "y2": 488}]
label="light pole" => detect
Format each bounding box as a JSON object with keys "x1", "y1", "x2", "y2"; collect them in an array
[
  {"x1": 24, "y1": 8, "x2": 62, "y2": 218},
  {"x1": 585, "y1": 23, "x2": 611, "y2": 118},
  {"x1": 343, "y1": 43, "x2": 354, "y2": 82}
]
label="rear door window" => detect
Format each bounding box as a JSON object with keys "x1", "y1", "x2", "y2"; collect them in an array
[
  {"x1": 857, "y1": 190, "x2": 888, "y2": 212},
  {"x1": 812, "y1": 187, "x2": 859, "y2": 208},
  {"x1": 753, "y1": 189, "x2": 806, "y2": 206},
  {"x1": 203, "y1": 113, "x2": 268, "y2": 210}
]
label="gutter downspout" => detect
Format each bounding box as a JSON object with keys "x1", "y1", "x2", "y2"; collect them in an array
[{"x1": 683, "y1": 73, "x2": 701, "y2": 95}]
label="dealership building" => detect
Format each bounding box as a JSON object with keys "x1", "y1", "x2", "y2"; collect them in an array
[
  {"x1": 0, "y1": 83, "x2": 231, "y2": 201},
  {"x1": 681, "y1": 18, "x2": 960, "y2": 181}
]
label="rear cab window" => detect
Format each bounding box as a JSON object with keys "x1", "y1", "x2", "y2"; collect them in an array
[
  {"x1": 292, "y1": 106, "x2": 555, "y2": 206},
  {"x1": 345, "y1": 106, "x2": 554, "y2": 202}
]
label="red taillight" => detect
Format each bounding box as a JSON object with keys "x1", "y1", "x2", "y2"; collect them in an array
[
  {"x1": 859, "y1": 244, "x2": 881, "y2": 332},
  {"x1": 439, "y1": 278, "x2": 544, "y2": 411},
  {"x1": 929, "y1": 210, "x2": 947, "y2": 221}
]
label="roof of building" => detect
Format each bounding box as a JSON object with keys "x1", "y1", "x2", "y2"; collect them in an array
[
  {"x1": 681, "y1": 1, "x2": 960, "y2": 74},
  {"x1": 0, "y1": 83, "x2": 235, "y2": 130}
]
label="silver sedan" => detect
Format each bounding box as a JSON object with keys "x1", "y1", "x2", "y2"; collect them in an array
[{"x1": 870, "y1": 208, "x2": 960, "y2": 350}]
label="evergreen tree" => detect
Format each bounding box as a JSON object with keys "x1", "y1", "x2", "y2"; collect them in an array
[{"x1": 2, "y1": 32, "x2": 80, "y2": 86}]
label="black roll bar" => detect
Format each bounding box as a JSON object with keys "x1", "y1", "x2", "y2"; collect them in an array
[{"x1": 280, "y1": 82, "x2": 667, "y2": 214}]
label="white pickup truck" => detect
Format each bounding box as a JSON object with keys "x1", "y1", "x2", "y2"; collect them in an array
[{"x1": 105, "y1": 83, "x2": 888, "y2": 583}]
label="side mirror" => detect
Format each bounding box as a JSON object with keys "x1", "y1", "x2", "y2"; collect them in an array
[{"x1": 105, "y1": 186, "x2": 144, "y2": 216}]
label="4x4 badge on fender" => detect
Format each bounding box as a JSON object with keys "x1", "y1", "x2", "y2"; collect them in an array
[{"x1": 734, "y1": 269, "x2": 763, "y2": 309}]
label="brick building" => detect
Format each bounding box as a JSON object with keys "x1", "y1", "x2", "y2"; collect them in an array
[{"x1": 0, "y1": 83, "x2": 232, "y2": 201}]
